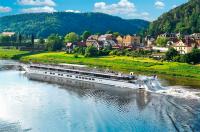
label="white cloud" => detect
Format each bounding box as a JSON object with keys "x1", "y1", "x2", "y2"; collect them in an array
[
  {"x1": 21, "y1": 6, "x2": 56, "y2": 13},
  {"x1": 94, "y1": 0, "x2": 136, "y2": 15},
  {"x1": 18, "y1": 0, "x2": 56, "y2": 7},
  {"x1": 0, "y1": 6, "x2": 12, "y2": 13},
  {"x1": 65, "y1": 10, "x2": 81, "y2": 13},
  {"x1": 155, "y1": 1, "x2": 165, "y2": 9},
  {"x1": 172, "y1": 5, "x2": 177, "y2": 8},
  {"x1": 93, "y1": 0, "x2": 151, "y2": 20}
]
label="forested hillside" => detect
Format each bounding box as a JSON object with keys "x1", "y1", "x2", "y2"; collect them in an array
[
  {"x1": 147, "y1": 0, "x2": 200, "y2": 36},
  {"x1": 0, "y1": 12, "x2": 149, "y2": 37}
]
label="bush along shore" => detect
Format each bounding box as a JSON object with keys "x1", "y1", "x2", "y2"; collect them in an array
[{"x1": 1, "y1": 48, "x2": 200, "y2": 88}]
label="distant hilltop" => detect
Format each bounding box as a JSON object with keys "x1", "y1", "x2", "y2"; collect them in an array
[
  {"x1": 146, "y1": 0, "x2": 200, "y2": 36},
  {"x1": 0, "y1": 12, "x2": 149, "y2": 38}
]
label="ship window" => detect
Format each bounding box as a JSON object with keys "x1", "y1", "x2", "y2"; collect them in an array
[
  {"x1": 92, "y1": 79, "x2": 95, "y2": 80},
  {"x1": 76, "y1": 76, "x2": 78, "y2": 78},
  {"x1": 89, "y1": 78, "x2": 91, "y2": 80},
  {"x1": 45, "y1": 72, "x2": 47, "y2": 74},
  {"x1": 70, "y1": 75, "x2": 72, "y2": 77}
]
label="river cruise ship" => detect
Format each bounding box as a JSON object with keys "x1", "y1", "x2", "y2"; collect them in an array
[{"x1": 24, "y1": 63, "x2": 159, "y2": 90}]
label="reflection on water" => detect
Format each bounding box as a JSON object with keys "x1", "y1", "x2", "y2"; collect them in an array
[{"x1": 0, "y1": 60, "x2": 200, "y2": 132}]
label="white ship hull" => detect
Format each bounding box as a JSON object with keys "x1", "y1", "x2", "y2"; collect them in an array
[{"x1": 25, "y1": 67, "x2": 149, "y2": 90}]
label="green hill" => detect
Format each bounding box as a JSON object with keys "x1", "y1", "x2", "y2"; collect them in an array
[
  {"x1": 147, "y1": 0, "x2": 200, "y2": 36},
  {"x1": 0, "y1": 12, "x2": 149, "y2": 37}
]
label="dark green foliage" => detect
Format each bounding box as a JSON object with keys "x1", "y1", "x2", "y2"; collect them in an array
[
  {"x1": 0, "y1": 12, "x2": 149, "y2": 38},
  {"x1": 156, "y1": 37, "x2": 169, "y2": 47},
  {"x1": 84, "y1": 46, "x2": 98, "y2": 57},
  {"x1": 31, "y1": 34, "x2": 34, "y2": 49},
  {"x1": 0, "y1": 35, "x2": 10, "y2": 43},
  {"x1": 166, "y1": 48, "x2": 200, "y2": 64},
  {"x1": 147, "y1": 0, "x2": 200, "y2": 35},
  {"x1": 165, "y1": 48, "x2": 179, "y2": 61},
  {"x1": 73, "y1": 54, "x2": 79, "y2": 58},
  {"x1": 46, "y1": 34, "x2": 63, "y2": 51},
  {"x1": 109, "y1": 49, "x2": 152, "y2": 57},
  {"x1": 73, "y1": 47, "x2": 86, "y2": 55},
  {"x1": 181, "y1": 49, "x2": 200, "y2": 64},
  {"x1": 64, "y1": 32, "x2": 79, "y2": 43},
  {"x1": 38, "y1": 38, "x2": 45, "y2": 45},
  {"x1": 98, "y1": 49, "x2": 111, "y2": 56},
  {"x1": 81, "y1": 31, "x2": 91, "y2": 41}
]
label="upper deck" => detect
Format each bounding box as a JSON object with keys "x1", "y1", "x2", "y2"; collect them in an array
[{"x1": 29, "y1": 64, "x2": 136, "y2": 81}]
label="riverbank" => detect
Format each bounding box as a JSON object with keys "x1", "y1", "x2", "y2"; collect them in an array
[{"x1": 1, "y1": 48, "x2": 200, "y2": 87}]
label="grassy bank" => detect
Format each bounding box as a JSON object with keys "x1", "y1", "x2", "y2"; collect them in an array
[
  {"x1": 0, "y1": 48, "x2": 28, "y2": 59},
  {"x1": 1, "y1": 48, "x2": 200, "y2": 86},
  {"x1": 20, "y1": 52, "x2": 200, "y2": 79}
]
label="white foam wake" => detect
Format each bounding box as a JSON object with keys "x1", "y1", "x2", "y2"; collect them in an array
[{"x1": 156, "y1": 86, "x2": 200, "y2": 100}]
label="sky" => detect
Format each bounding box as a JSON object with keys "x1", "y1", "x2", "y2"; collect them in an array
[{"x1": 0, "y1": 0, "x2": 188, "y2": 21}]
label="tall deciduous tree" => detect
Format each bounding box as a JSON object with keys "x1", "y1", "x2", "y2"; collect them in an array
[
  {"x1": 81, "y1": 31, "x2": 91, "y2": 41},
  {"x1": 165, "y1": 48, "x2": 179, "y2": 61},
  {"x1": 47, "y1": 34, "x2": 63, "y2": 51},
  {"x1": 156, "y1": 37, "x2": 169, "y2": 47},
  {"x1": 64, "y1": 32, "x2": 79, "y2": 43}
]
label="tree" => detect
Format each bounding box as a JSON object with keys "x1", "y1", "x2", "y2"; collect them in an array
[
  {"x1": 31, "y1": 34, "x2": 34, "y2": 49},
  {"x1": 113, "y1": 32, "x2": 120, "y2": 38},
  {"x1": 165, "y1": 48, "x2": 179, "y2": 61},
  {"x1": 46, "y1": 34, "x2": 63, "y2": 51},
  {"x1": 183, "y1": 49, "x2": 200, "y2": 64},
  {"x1": 81, "y1": 31, "x2": 91, "y2": 41},
  {"x1": 156, "y1": 37, "x2": 169, "y2": 47},
  {"x1": 85, "y1": 46, "x2": 98, "y2": 57},
  {"x1": 0, "y1": 35, "x2": 10, "y2": 43},
  {"x1": 38, "y1": 38, "x2": 45, "y2": 45},
  {"x1": 17, "y1": 34, "x2": 22, "y2": 49},
  {"x1": 64, "y1": 32, "x2": 79, "y2": 43}
]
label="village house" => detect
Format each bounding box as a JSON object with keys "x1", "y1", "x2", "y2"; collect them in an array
[
  {"x1": 66, "y1": 41, "x2": 86, "y2": 53},
  {"x1": 115, "y1": 34, "x2": 141, "y2": 48},
  {"x1": 190, "y1": 33, "x2": 200, "y2": 45},
  {"x1": 116, "y1": 36, "x2": 123, "y2": 45},
  {"x1": 173, "y1": 39, "x2": 194, "y2": 54},
  {"x1": 101, "y1": 40, "x2": 117, "y2": 49},
  {"x1": 86, "y1": 35, "x2": 103, "y2": 50},
  {"x1": 86, "y1": 35, "x2": 99, "y2": 47},
  {"x1": 98, "y1": 34, "x2": 113, "y2": 41},
  {"x1": 158, "y1": 32, "x2": 180, "y2": 39},
  {"x1": 145, "y1": 35, "x2": 155, "y2": 47}
]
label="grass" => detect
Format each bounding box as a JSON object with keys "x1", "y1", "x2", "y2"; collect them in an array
[
  {"x1": 20, "y1": 52, "x2": 200, "y2": 80},
  {"x1": 0, "y1": 47, "x2": 28, "y2": 59},
  {"x1": 1, "y1": 48, "x2": 200, "y2": 86}
]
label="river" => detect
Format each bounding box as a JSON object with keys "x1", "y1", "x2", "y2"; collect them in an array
[{"x1": 0, "y1": 60, "x2": 200, "y2": 132}]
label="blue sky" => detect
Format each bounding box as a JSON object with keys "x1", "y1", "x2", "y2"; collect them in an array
[{"x1": 0, "y1": 0, "x2": 188, "y2": 21}]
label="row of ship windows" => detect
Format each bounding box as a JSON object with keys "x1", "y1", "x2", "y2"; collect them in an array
[
  {"x1": 45, "y1": 72, "x2": 72, "y2": 77},
  {"x1": 75, "y1": 76, "x2": 95, "y2": 81},
  {"x1": 44, "y1": 72, "x2": 95, "y2": 80}
]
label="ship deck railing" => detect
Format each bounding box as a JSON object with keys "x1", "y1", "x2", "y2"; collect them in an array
[
  {"x1": 30, "y1": 67, "x2": 135, "y2": 83},
  {"x1": 30, "y1": 64, "x2": 133, "y2": 80}
]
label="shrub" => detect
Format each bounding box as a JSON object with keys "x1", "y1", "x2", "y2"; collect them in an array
[
  {"x1": 74, "y1": 54, "x2": 79, "y2": 58},
  {"x1": 84, "y1": 46, "x2": 98, "y2": 57},
  {"x1": 165, "y1": 48, "x2": 179, "y2": 61}
]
